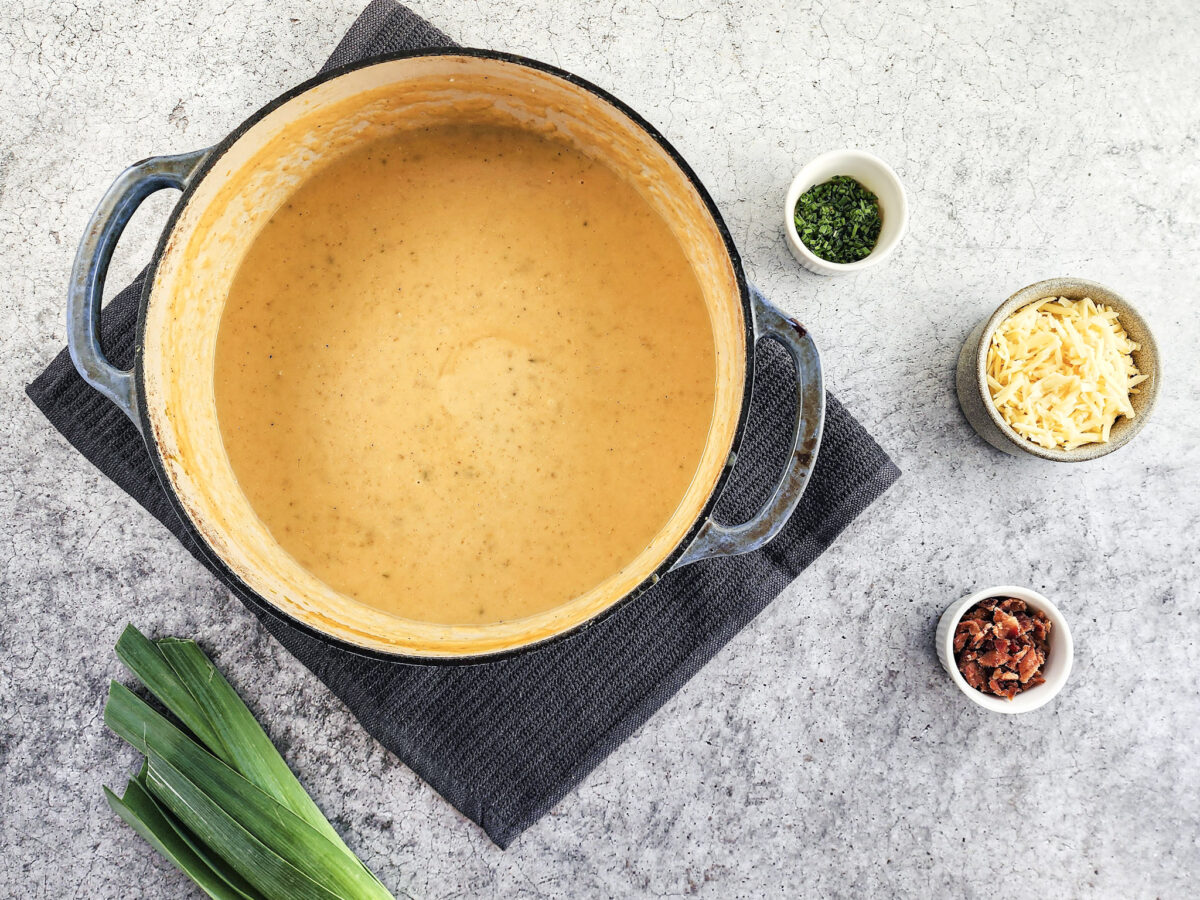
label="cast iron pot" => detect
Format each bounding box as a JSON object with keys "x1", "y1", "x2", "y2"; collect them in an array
[{"x1": 67, "y1": 50, "x2": 825, "y2": 662}]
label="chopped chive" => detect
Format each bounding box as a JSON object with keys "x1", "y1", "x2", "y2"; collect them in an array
[{"x1": 793, "y1": 175, "x2": 882, "y2": 264}]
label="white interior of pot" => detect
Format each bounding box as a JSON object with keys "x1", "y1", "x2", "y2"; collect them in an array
[{"x1": 142, "y1": 54, "x2": 746, "y2": 657}]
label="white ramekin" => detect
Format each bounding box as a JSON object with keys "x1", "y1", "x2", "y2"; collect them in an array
[
  {"x1": 784, "y1": 149, "x2": 908, "y2": 276},
  {"x1": 936, "y1": 585, "x2": 1074, "y2": 714}
]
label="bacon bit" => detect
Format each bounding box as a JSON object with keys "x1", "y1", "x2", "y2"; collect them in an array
[
  {"x1": 954, "y1": 619, "x2": 984, "y2": 652},
  {"x1": 1018, "y1": 647, "x2": 1043, "y2": 683},
  {"x1": 953, "y1": 597, "x2": 1052, "y2": 700},
  {"x1": 989, "y1": 670, "x2": 1019, "y2": 699},
  {"x1": 993, "y1": 608, "x2": 1022, "y2": 639},
  {"x1": 960, "y1": 660, "x2": 986, "y2": 690},
  {"x1": 977, "y1": 647, "x2": 1008, "y2": 668}
]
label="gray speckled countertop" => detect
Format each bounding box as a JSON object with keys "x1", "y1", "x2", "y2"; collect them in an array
[{"x1": 2, "y1": 1, "x2": 1199, "y2": 896}]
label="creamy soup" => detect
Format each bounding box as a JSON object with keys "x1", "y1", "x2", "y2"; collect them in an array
[{"x1": 214, "y1": 123, "x2": 716, "y2": 625}]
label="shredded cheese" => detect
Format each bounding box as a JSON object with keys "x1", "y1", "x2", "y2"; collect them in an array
[{"x1": 986, "y1": 296, "x2": 1147, "y2": 450}]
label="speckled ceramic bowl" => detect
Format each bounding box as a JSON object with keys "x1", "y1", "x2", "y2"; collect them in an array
[
  {"x1": 956, "y1": 277, "x2": 1159, "y2": 461},
  {"x1": 936, "y1": 585, "x2": 1073, "y2": 715}
]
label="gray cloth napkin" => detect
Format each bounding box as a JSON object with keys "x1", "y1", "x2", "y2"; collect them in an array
[{"x1": 26, "y1": 0, "x2": 900, "y2": 848}]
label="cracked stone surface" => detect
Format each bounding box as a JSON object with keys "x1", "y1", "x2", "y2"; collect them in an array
[{"x1": 2, "y1": 0, "x2": 1199, "y2": 896}]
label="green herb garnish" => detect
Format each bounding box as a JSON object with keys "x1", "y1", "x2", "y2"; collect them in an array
[
  {"x1": 793, "y1": 175, "x2": 882, "y2": 264},
  {"x1": 103, "y1": 625, "x2": 403, "y2": 900}
]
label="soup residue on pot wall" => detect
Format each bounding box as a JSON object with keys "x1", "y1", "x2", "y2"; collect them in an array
[{"x1": 214, "y1": 123, "x2": 717, "y2": 625}]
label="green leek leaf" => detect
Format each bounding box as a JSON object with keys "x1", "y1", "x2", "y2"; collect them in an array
[
  {"x1": 144, "y1": 752, "x2": 342, "y2": 900},
  {"x1": 128, "y1": 765, "x2": 268, "y2": 900},
  {"x1": 155, "y1": 638, "x2": 353, "y2": 856},
  {"x1": 104, "y1": 628, "x2": 402, "y2": 898},
  {"x1": 105, "y1": 681, "x2": 392, "y2": 900},
  {"x1": 114, "y1": 625, "x2": 228, "y2": 758},
  {"x1": 105, "y1": 778, "x2": 247, "y2": 900}
]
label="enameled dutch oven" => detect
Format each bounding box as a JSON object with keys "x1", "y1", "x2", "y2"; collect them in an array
[{"x1": 68, "y1": 50, "x2": 825, "y2": 663}]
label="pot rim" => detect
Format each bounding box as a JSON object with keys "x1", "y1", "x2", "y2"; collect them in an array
[{"x1": 131, "y1": 47, "x2": 755, "y2": 664}]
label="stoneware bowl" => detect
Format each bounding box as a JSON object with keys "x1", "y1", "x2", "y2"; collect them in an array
[
  {"x1": 956, "y1": 277, "x2": 1159, "y2": 461},
  {"x1": 783, "y1": 149, "x2": 908, "y2": 276},
  {"x1": 936, "y1": 585, "x2": 1074, "y2": 715}
]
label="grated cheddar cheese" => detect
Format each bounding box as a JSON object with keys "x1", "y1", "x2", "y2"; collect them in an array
[{"x1": 986, "y1": 296, "x2": 1147, "y2": 451}]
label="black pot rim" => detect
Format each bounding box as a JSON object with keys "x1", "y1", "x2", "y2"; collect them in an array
[{"x1": 133, "y1": 47, "x2": 754, "y2": 666}]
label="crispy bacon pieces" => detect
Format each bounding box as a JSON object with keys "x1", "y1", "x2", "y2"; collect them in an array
[{"x1": 954, "y1": 597, "x2": 1051, "y2": 700}]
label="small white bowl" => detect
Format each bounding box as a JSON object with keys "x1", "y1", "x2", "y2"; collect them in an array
[
  {"x1": 936, "y1": 585, "x2": 1074, "y2": 714},
  {"x1": 784, "y1": 149, "x2": 908, "y2": 276}
]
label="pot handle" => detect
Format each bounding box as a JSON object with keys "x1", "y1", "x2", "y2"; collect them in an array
[
  {"x1": 67, "y1": 147, "x2": 213, "y2": 432},
  {"x1": 673, "y1": 288, "x2": 825, "y2": 568}
]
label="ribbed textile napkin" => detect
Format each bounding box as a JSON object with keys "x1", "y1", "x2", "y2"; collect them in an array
[{"x1": 26, "y1": 0, "x2": 899, "y2": 848}]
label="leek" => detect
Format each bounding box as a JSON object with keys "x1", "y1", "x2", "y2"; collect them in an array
[
  {"x1": 105, "y1": 777, "x2": 259, "y2": 900},
  {"x1": 114, "y1": 626, "x2": 227, "y2": 758},
  {"x1": 144, "y1": 752, "x2": 343, "y2": 900},
  {"x1": 103, "y1": 625, "x2": 399, "y2": 900}
]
